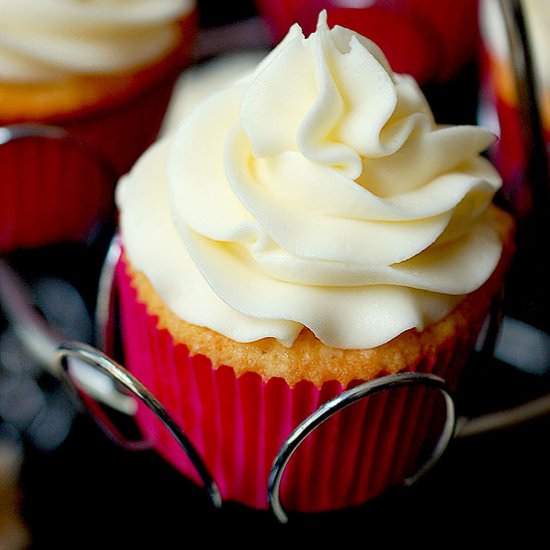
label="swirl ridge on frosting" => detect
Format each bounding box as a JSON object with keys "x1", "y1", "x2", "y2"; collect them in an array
[{"x1": 117, "y1": 11, "x2": 503, "y2": 349}]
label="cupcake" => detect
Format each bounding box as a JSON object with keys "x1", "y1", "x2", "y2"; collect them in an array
[
  {"x1": 0, "y1": 0, "x2": 197, "y2": 253},
  {"x1": 0, "y1": 0, "x2": 197, "y2": 175},
  {"x1": 479, "y1": 0, "x2": 550, "y2": 218},
  {"x1": 114, "y1": 12, "x2": 515, "y2": 513}
]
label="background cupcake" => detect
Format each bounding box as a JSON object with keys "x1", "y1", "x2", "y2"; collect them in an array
[
  {"x1": 0, "y1": 0, "x2": 197, "y2": 176},
  {"x1": 478, "y1": 0, "x2": 550, "y2": 219},
  {"x1": 115, "y1": 12, "x2": 515, "y2": 513},
  {"x1": 0, "y1": 0, "x2": 197, "y2": 253}
]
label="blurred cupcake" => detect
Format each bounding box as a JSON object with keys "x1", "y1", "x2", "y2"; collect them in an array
[
  {"x1": 0, "y1": 429, "x2": 28, "y2": 550},
  {"x1": 0, "y1": 0, "x2": 197, "y2": 253},
  {"x1": 114, "y1": 12, "x2": 515, "y2": 512},
  {"x1": 479, "y1": 0, "x2": 550, "y2": 218},
  {"x1": 159, "y1": 50, "x2": 266, "y2": 137},
  {"x1": 0, "y1": 0, "x2": 197, "y2": 176}
]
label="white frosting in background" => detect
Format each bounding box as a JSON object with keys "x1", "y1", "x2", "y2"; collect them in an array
[
  {"x1": 0, "y1": 0, "x2": 194, "y2": 82},
  {"x1": 160, "y1": 50, "x2": 266, "y2": 137},
  {"x1": 480, "y1": 0, "x2": 550, "y2": 91},
  {"x1": 117, "y1": 12, "x2": 503, "y2": 349}
]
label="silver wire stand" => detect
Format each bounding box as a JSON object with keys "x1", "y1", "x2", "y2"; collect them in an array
[
  {"x1": 56, "y1": 341, "x2": 223, "y2": 510},
  {"x1": 4, "y1": 232, "x2": 550, "y2": 522},
  {"x1": 267, "y1": 371, "x2": 455, "y2": 523},
  {"x1": 91, "y1": 235, "x2": 459, "y2": 521}
]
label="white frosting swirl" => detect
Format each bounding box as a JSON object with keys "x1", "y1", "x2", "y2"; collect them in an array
[
  {"x1": 0, "y1": 0, "x2": 194, "y2": 82},
  {"x1": 117, "y1": 12, "x2": 503, "y2": 349}
]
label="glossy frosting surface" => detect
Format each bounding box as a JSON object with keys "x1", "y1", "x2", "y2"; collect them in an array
[{"x1": 117, "y1": 12, "x2": 503, "y2": 349}]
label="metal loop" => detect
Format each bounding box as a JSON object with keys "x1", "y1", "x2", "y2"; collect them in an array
[
  {"x1": 0, "y1": 256, "x2": 135, "y2": 415},
  {"x1": 94, "y1": 233, "x2": 122, "y2": 356},
  {"x1": 56, "y1": 341, "x2": 222, "y2": 510},
  {"x1": 0, "y1": 123, "x2": 68, "y2": 144},
  {"x1": 267, "y1": 371, "x2": 455, "y2": 524}
]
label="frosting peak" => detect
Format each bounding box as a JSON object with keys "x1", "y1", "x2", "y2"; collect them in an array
[{"x1": 117, "y1": 12, "x2": 503, "y2": 349}]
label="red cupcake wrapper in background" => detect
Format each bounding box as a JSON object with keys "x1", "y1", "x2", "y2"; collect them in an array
[
  {"x1": 0, "y1": 127, "x2": 116, "y2": 253},
  {"x1": 255, "y1": 0, "x2": 480, "y2": 85},
  {"x1": 0, "y1": 14, "x2": 197, "y2": 253},
  {"x1": 55, "y1": 69, "x2": 181, "y2": 178},
  {"x1": 115, "y1": 258, "x2": 475, "y2": 512},
  {"x1": 0, "y1": 62, "x2": 193, "y2": 253},
  {"x1": 0, "y1": 81, "x2": 186, "y2": 253}
]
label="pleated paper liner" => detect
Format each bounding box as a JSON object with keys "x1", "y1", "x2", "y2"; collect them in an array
[
  {"x1": 115, "y1": 257, "x2": 476, "y2": 513},
  {"x1": 0, "y1": 125, "x2": 117, "y2": 254}
]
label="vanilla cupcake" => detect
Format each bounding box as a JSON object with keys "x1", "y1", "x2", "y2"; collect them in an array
[
  {"x1": 115, "y1": 12, "x2": 515, "y2": 512},
  {"x1": 479, "y1": 0, "x2": 550, "y2": 217},
  {"x1": 0, "y1": 0, "x2": 197, "y2": 252}
]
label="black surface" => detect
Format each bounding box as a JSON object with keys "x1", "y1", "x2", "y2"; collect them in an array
[{"x1": 17, "y1": 396, "x2": 550, "y2": 546}]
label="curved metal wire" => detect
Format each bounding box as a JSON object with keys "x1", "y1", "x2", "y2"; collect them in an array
[
  {"x1": 94, "y1": 233, "x2": 122, "y2": 356},
  {"x1": 0, "y1": 258, "x2": 63, "y2": 377},
  {"x1": 0, "y1": 257, "x2": 136, "y2": 415},
  {"x1": 0, "y1": 123, "x2": 67, "y2": 144},
  {"x1": 56, "y1": 341, "x2": 223, "y2": 510},
  {"x1": 267, "y1": 371, "x2": 456, "y2": 523},
  {"x1": 4, "y1": 224, "x2": 550, "y2": 519}
]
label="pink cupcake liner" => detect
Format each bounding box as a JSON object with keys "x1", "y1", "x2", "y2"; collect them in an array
[
  {"x1": 115, "y1": 256, "x2": 474, "y2": 513},
  {"x1": 0, "y1": 126, "x2": 116, "y2": 253}
]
